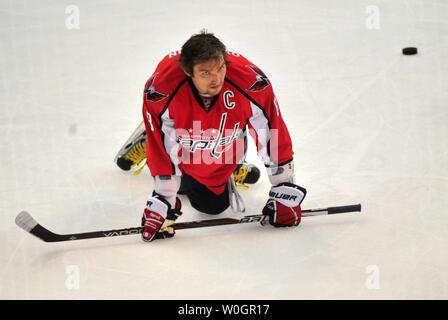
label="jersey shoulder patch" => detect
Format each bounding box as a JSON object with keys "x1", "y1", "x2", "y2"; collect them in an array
[
  {"x1": 144, "y1": 51, "x2": 187, "y2": 106},
  {"x1": 245, "y1": 65, "x2": 270, "y2": 92},
  {"x1": 144, "y1": 73, "x2": 169, "y2": 102},
  {"x1": 226, "y1": 53, "x2": 271, "y2": 94}
]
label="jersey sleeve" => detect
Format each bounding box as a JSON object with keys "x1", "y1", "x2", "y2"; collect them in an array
[
  {"x1": 142, "y1": 76, "x2": 182, "y2": 177},
  {"x1": 246, "y1": 75, "x2": 294, "y2": 167}
]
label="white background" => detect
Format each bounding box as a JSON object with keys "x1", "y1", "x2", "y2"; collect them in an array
[{"x1": 0, "y1": 0, "x2": 447, "y2": 299}]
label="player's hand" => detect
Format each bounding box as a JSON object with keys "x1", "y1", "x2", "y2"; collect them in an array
[
  {"x1": 141, "y1": 192, "x2": 182, "y2": 242},
  {"x1": 262, "y1": 183, "x2": 307, "y2": 227}
]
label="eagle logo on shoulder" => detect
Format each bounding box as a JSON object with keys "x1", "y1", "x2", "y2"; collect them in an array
[
  {"x1": 144, "y1": 73, "x2": 169, "y2": 102},
  {"x1": 246, "y1": 65, "x2": 270, "y2": 92}
]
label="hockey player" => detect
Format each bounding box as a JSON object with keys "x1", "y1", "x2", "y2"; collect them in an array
[{"x1": 116, "y1": 31, "x2": 307, "y2": 242}]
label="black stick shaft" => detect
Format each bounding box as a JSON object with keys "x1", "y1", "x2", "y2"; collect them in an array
[
  {"x1": 173, "y1": 203, "x2": 362, "y2": 229},
  {"x1": 327, "y1": 204, "x2": 362, "y2": 214}
]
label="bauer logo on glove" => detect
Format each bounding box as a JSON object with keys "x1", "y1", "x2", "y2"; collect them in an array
[
  {"x1": 269, "y1": 190, "x2": 300, "y2": 204},
  {"x1": 262, "y1": 183, "x2": 307, "y2": 227}
]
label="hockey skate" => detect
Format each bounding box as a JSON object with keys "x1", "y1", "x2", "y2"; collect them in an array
[
  {"x1": 233, "y1": 162, "x2": 260, "y2": 189},
  {"x1": 227, "y1": 162, "x2": 260, "y2": 213},
  {"x1": 114, "y1": 121, "x2": 147, "y2": 175}
]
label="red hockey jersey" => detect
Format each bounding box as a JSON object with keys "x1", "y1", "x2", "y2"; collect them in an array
[{"x1": 142, "y1": 51, "x2": 293, "y2": 194}]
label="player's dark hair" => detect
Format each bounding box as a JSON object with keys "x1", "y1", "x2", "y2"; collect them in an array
[{"x1": 179, "y1": 30, "x2": 227, "y2": 76}]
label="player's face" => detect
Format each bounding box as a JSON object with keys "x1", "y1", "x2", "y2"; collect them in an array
[{"x1": 189, "y1": 56, "x2": 227, "y2": 96}]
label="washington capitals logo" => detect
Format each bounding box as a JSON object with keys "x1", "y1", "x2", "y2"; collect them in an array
[
  {"x1": 178, "y1": 113, "x2": 241, "y2": 159},
  {"x1": 144, "y1": 73, "x2": 169, "y2": 102},
  {"x1": 246, "y1": 65, "x2": 270, "y2": 92}
]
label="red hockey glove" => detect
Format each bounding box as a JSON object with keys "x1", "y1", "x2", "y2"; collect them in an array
[
  {"x1": 262, "y1": 183, "x2": 307, "y2": 227},
  {"x1": 141, "y1": 192, "x2": 182, "y2": 242}
]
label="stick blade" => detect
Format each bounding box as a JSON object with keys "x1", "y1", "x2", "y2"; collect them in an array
[{"x1": 15, "y1": 211, "x2": 38, "y2": 232}]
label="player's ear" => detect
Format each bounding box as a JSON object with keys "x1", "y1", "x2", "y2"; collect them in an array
[
  {"x1": 183, "y1": 70, "x2": 193, "y2": 78},
  {"x1": 180, "y1": 65, "x2": 193, "y2": 78}
]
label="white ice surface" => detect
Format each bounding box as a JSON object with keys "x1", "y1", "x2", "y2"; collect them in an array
[{"x1": 1, "y1": 0, "x2": 447, "y2": 299}]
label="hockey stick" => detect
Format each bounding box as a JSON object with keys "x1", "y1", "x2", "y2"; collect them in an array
[{"x1": 15, "y1": 204, "x2": 361, "y2": 243}]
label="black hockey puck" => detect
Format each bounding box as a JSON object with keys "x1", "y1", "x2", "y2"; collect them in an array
[{"x1": 402, "y1": 47, "x2": 418, "y2": 55}]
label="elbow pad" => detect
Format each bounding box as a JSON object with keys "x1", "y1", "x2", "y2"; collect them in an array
[{"x1": 267, "y1": 161, "x2": 296, "y2": 186}]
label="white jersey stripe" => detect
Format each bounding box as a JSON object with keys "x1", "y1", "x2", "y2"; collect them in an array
[
  {"x1": 248, "y1": 101, "x2": 272, "y2": 165},
  {"x1": 160, "y1": 108, "x2": 181, "y2": 176}
]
